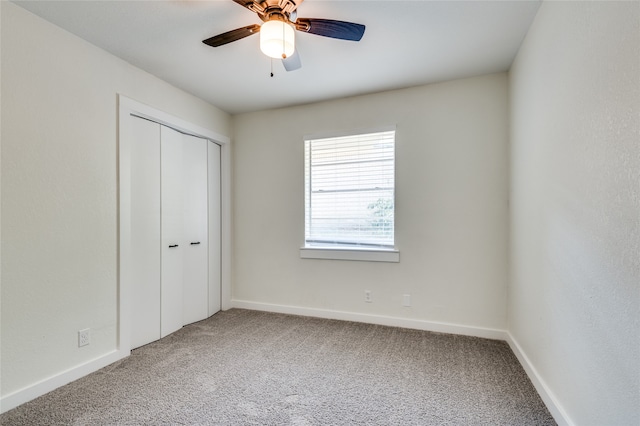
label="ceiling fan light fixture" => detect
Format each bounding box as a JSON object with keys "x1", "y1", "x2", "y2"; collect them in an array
[{"x1": 260, "y1": 20, "x2": 295, "y2": 59}]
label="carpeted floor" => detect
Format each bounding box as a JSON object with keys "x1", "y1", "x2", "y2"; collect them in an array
[{"x1": 1, "y1": 309, "x2": 555, "y2": 425}]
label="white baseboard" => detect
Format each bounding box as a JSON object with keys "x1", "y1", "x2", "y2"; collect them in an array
[
  {"x1": 505, "y1": 333, "x2": 574, "y2": 426},
  {"x1": 0, "y1": 348, "x2": 129, "y2": 414},
  {"x1": 231, "y1": 299, "x2": 508, "y2": 340}
]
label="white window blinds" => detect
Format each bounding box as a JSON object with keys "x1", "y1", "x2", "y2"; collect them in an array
[{"x1": 304, "y1": 129, "x2": 395, "y2": 249}]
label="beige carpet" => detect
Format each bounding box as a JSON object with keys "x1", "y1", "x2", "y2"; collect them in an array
[{"x1": 1, "y1": 309, "x2": 555, "y2": 425}]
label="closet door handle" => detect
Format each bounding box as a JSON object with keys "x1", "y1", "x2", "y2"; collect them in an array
[
  {"x1": 168, "y1": 244, "x2": 179, "y2": 248},
  {"x1": 190, "y1": 242, "x2": 201, "y2": 245}
]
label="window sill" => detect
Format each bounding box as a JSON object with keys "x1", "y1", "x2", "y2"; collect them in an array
[{"x1": 300, "y1": 247, "x2": 400, "y2": 263}]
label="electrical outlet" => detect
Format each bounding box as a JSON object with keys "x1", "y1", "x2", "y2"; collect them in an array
[
  {"x1": 78, "y1": 329, "x2": 90, "y2": 347},
  {"x1": 403, "y1": 294, "x2": 411, "y2": 307},
  {"x1": 364, "y1": 290, "x2": 372, "y2": 303}
]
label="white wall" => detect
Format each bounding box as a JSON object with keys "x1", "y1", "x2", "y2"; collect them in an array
[
  {"x1": 509, "y1": 2, "x2": 639, "y2": 425},
  {"x1": 232, "y1": 73, "x2": 509, "y2": 334},
  {"x1": 0, "y1": 2, "x2": 231, "y2": 401},
  {"x1": 7, "y1": 0, "x2": 637, "y2": 422}
]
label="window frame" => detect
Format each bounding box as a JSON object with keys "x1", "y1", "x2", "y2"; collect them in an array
[{"x1": 300, "y1": 126, "x2": 399, "y2": 263}]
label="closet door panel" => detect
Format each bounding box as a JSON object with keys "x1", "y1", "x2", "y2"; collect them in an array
[
  {"x1": 130, "y1": 117, "x2": 161, "y2": 349},
  {"x1": 208, "y1": 142, "x2": 222, "y2": 316},
  {"x1": 182, "y1": 134, "x2": 209, "y2": 325},
  {"x1": 160, "y1": 126, "x2": 184, "y2": 337}
]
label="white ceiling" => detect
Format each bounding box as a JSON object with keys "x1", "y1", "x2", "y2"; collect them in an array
[{"x1": 12, "y1": 0, "x2": 541, "y2": 115}]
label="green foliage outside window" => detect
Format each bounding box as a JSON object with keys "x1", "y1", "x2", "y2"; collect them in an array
[{"x1": 368, "y1": 198, "x2": 394, "y2": 236}]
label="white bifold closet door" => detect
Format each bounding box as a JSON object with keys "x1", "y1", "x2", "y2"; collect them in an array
[
  {"x1": 130, "y1": 116, "x2": 220, "y2": 349},
  {"x1": 160, "y1": 126, "x2": 186, "y2": 337},
  {"x1": 208, "y1": 141, "x2": 221, "y2": 316},
  {"x1": 130, "y1": 117, "x2": 162, "y2": 348},
  {"x1": 180, "y1": 132, "x2": 209, "y2": 326}
]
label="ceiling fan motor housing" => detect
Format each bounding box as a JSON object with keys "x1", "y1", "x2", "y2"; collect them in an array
[{"x1": 252, "y1": 0, "x2": 301, "y2": 19}]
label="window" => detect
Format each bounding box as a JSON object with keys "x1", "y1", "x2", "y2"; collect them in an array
[{"x1": 301, "y1": 128, "x2": 399, "y2": 262}]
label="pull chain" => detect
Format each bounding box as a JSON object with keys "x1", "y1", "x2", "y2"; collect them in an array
[{"x1": 269, "y1": 23, "x2": 288, "y2": 77}]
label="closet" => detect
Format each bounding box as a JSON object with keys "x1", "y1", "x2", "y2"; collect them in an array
[{"x1": 129, "y1": 116, "x2": 221, "y2": 349}]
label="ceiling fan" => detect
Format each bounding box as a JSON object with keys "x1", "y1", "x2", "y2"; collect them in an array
[{"x1": 202, "y1": 0, "x2": 365, "y2": 71}]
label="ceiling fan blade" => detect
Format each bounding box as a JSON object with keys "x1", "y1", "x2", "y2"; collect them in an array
[
  {"x1": 295, "y1": 18, "x2": 365, "y2": 41},
  {"x1": 202, "y1": 24, "x2": 260, "y2": 47},
  {"x1": 282, "y1": 50, "x2": 302, "y2": 71}
]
